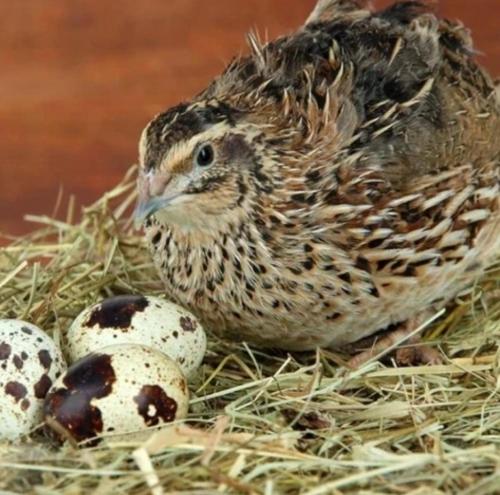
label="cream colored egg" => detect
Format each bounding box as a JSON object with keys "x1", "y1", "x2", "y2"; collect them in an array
[
  {"x1": 66, "y1": 295, "x2": 206, "y2": 377},
  {"x1": 44, "y1": 344, "x2": 189, "y2": 444},
  {"x1": 0, "y1": 319, "x2": 66, "y2": 441}
]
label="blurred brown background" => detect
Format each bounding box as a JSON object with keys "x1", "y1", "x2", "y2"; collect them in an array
[{"x1": 1, "y1": 0, "x2": 498, "y2": 237}]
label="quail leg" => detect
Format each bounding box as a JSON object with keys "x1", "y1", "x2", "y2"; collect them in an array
[
  {"x1": 393, "y1": 336, "x2": 443, "y2": 367},
  {"x1": 346, "y1": 317, "x2": 443, "y2": 368}
]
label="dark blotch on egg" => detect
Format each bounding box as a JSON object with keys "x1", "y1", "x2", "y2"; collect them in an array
[
  {"x1": 34, "y1": 374, "x2": 53, "y2": 399},
  {"x1": 176, "y1": 377, "x2": 187, "y2": 395},
  {"x1": 0, "y1": 341, "x2": 11, "y2": 360},
  {"x1": 44, "y1": 353, "x2": 116, "y2": 444},
  {"x1": 85, "y1": 295, "x2": 149, "y2": 330},
  {"x1": 5, "y1": 381, "x2": 28, "y2": 403},
  {"x1": 179, "y1": 316, "x2": 197, "y2": 332},
  {"x1": 13, "y1": 354, "x2": 24, "y2": 370},
  {"x1": 38, "y1": 350, "x2": 53, "y2": 370},
  {"x1": 133, "y1": 385, "x2": 178, "y2": 426}
]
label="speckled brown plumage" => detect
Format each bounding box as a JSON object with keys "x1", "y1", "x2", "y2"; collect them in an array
[{"x1": 135, "y1": 1, "x2": 499, "y2": 361}]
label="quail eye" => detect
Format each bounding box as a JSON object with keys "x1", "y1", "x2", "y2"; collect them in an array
[{"x1": 196, "y1": 144, "x2": 215, "y2": 167}]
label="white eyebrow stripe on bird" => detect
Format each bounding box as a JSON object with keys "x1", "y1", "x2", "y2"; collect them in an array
[
  {"x1": 138, "y1": 124, "x2": 150, "y2": 167},
  {"x1": 158, "y1": 122, "x2": 234, "y2": 173}
]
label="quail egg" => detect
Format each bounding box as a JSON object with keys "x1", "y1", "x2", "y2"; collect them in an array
[
  {"x1": 44, "y1": 344, "x2": 189, "y2": 445},
  {"x1": 0, "y1": 319, "x2": 66, "y2": 441},
  {"x1": 66, "y1": 295, "x2": 206, "y2": 377}
]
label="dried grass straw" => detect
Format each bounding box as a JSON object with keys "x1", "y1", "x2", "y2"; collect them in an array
[{"x1": 1, "y1": 168, "x2": 499, "y2": 494}]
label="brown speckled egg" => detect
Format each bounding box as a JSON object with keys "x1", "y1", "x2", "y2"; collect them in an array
[
  {"x1": 0, "y1": 319, "x2": 66, "y2": 441},
  {"x1": 44, "y1": 344, "x2": 189, "y2": 445},
  {"x1": 66, "y1": 295, "x2": 206, "y2": 378}
]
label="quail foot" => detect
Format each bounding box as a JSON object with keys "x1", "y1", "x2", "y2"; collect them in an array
[{"x1": 135, "y1": 1, "x2": 499, "y2": 366}]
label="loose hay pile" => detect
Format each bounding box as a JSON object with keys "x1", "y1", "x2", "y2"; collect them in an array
[{"x1": 1, "y1": 168, "x2": 499, "y2": 495}]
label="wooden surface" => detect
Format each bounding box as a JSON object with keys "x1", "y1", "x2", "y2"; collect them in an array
[{"x1": 1, "y1": 0, "x2": 498, "y2": 237}]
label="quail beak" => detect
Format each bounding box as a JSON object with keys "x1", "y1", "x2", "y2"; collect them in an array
[
  {"x1": 134, "y1": 171, "x2": 188, "y2": 228},
  {"x1": 133, "y1": 196, "x2": 172, "y2": 228}
]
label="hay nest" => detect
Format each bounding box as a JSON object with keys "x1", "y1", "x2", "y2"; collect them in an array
[{"x1": 1, "y1": 168, "x2": 499, "y2": 495}]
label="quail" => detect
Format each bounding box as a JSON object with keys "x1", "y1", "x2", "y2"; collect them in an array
[{"x1": 135, "y1": 1, "x2": 499, "y2": 366}]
